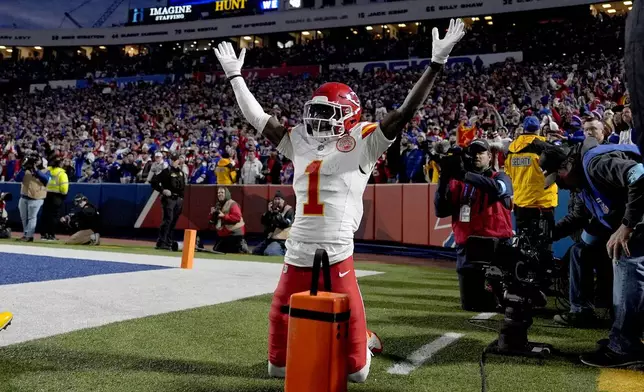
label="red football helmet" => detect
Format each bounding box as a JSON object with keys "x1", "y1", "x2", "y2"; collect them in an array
[{"x1": 303, "y1": 82, "x2": 362, "y2": 139}]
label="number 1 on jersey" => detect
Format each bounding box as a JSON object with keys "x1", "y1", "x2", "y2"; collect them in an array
[{"x1": 303, "y1": 160, "x2": 325, "y2": 216}]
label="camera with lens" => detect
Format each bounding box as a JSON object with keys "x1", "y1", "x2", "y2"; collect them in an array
[
  {"x1": 209, "y1": 203, "x2": 222, "y2": 225},
  {"x1": 434, "y1": 140, "x2": 474, "y2": 177},
  {"x1": 22, "y1": 153, "x2": 43, "y2": 172},
  {"x1": 465, "y1": 225, "x2": 562, "y2": 354}
]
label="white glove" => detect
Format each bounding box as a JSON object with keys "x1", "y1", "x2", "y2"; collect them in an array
[
  {"x1": 214, "y1": 41, "x2": 246, "y2": 79},
  {"x1": 431, "y1": 18, "x2": 466, "y2": 65}
]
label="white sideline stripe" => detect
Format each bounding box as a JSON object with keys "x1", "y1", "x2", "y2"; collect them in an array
[
  {"x1": 134, "y1": 190, "x2": 159, "y2": 228},
  {"x1": 387, "y1": 332, "x2": 464, "y2": 375},
  {"x1": 471, "y1": 312, "x2": 496, "y2": 320}
]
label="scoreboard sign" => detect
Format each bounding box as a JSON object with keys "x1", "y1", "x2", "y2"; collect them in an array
[{"x1": 128, "y1": 0, "x2": 257, "y2": 25}]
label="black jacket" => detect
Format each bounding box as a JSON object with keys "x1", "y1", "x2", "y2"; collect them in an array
[
  {"x1": 151, "y1": 166, "x2": 186, "y2": 198},
  {"x1": 260, "y1": 205, "x2": 294, "y2": 238},
  {"x1": 579, "y1": 138, "x2": 644, "y2": 231},
  {"x1": 70, "y1": 203, "x2": 100, "y2": 232},
  {"x1": 553, "y1": 192, "x2": 612, "y2": 243}
]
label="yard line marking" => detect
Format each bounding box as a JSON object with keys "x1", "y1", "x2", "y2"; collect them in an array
[
  {"x1": 387, "y1": 332, "x2": 464, "y2": 375},
  {"x1": 598, "y1": 368, "x2": 644, "y2": 392},
  {"x1": 471, "y1": 312, "x2": 496, "y2": 320}
]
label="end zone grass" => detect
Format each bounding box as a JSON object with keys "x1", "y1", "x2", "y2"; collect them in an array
[{"x1": 0, "y1": 240, "x2": 634, "y2": 392}]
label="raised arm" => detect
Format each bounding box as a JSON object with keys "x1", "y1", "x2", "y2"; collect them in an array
[
  {"x1": 380, "y1": 19, "x2": 465, "y2": 140},
  {"x1": 215, "y1": 42, "x2": 286, "y2": 146}
]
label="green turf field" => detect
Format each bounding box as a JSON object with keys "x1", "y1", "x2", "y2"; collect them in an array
[{"x1": 0, "y1": 240, "x2": 641, "y2": 392}]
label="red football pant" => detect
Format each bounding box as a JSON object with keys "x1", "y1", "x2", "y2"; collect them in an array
[{"x1": 268, "y1": 256, "x2": 368, "y2": 374}]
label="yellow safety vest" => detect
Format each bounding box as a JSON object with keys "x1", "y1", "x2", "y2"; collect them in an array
[
  {"x1": 505, "y1": 135, "x2": 558, "y2": 209},
  {"x1": 47, "y1": 167, "x2": 69, "y2": 195}
]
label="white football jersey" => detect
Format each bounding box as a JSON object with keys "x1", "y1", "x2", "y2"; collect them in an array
[{"x1": 276, "y1": 122, "x2": 394, "y2": 267}]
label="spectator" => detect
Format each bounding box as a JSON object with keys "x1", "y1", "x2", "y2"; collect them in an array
[
  {"x1": 241, "y1": 151, "x2": 264, "y2": 184},
  {"x1": 215, "y1": 152, "x2": 237, "y2": 185}
]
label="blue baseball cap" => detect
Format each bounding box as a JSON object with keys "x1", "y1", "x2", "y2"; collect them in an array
[{"x1": 523, "y1": 116, "x2": 540, "y2": 132}]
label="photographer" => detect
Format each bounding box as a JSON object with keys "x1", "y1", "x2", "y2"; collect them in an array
[
  {"x1": 40, "y1": 155, "x2": 69, "y2": 241},
  {"x1": 15, "y1": 154, "x2": 51, "y2": 242},
  {"x1": 209, "y1": 187, "x2": 248, "y2": 254},
  {"x1": 505, "y1": 116, "x2": 558, "y2": 242},
  {"x1": 538, "y1": 137, "x2": 644, "y2": 368},
  {"x1": 253, "y1": 191, "x2": 294, "y2": 256},
  {"x1": 59, "y1": 194, "x2": 101, "y2": 245},
  {"x1": 434, "y1": 139, "x2": 514, "y2": 311},
  {"x1": 0, "y1": 192, "x2": 13, "y2": 239}
]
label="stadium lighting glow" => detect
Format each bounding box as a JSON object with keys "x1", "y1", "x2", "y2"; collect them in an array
[
  {"x1": 398, "y1": 23, "x2": 406, "y2": 27},
  {"x1": 6, "y1": 49, "x2": 12, "y2": 53},
  {"x1": 317, "y1": 31, "x2": 322, "y2": 34},
  {"x1": 254, "y1": 40, "x2": 260, "y2": 44},
  {"x1": 193, "y1": 41, "x2": 197, "y2": 44},
  {"x1": 607, "y1": 8, "x2": 617, "y2": 13},
  {"x1": 243, "y1": 36, "x2": 252, "y2": 40},
  {"x1": 488, "y1": 21, "x2": 493, "y2": 25},
  {"x1": 602, "y1": 3, "x2": 611, "y2": 8},
  {"x1": 34, "y1": 46, "x2": 42, "y2": 50},
  {"x1": 624, "y1": 1, "x2": 632, "y2": 5},
  {"x1": 366, "y1": 26, "x2": 373, "y2": 30},
  {"x1": 484, "y1": 16, "x2": 492, "y2": 20},
  {"x1": 629, "y1": 6, "x2": 633, "y2": 10},
  {"x1": 99, "y1": 46, "x2": 106, "y2": 49},
  {"x1": 302, "y1": 31, "x2": 310, "y2": 35},
  {"x1": 416, "y1": 22, "x2": 420, "y2": 26},
  {"x1": 0, "y1": 46, "x2": 5, "y2": 49},
  {"x1": 289, "y1": 0, "x2": 301, "y2": 7}
]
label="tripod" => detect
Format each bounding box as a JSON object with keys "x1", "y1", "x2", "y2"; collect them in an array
[{"x1": 478, "y1": 290, "x2": 555, "y2": 392}]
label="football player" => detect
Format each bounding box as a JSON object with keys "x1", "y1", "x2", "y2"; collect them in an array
[{"x1": 215, "y1": 18, "x2": 465, "y2": 382}]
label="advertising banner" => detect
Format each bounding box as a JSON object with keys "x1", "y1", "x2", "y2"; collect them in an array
[
  {"x1": 330, "y1": 51, "x2": 524, "y2": 73},
  {"x1": 29, "y1": 79, "x2": 77, "y2": 93},
  {"x1": 194, "y1": 65, "x2": 320, "y2": 81},
  {"x1": 0, "y1": 0, "x2": 601, "y2": 47},
  {"x1": 75, "y1": 74, "x2": 173, "y2": 89},
  {"x1": 127, "y1": 0, "x2": 266, "y2": 26}
]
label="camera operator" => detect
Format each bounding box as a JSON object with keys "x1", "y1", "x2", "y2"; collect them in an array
[
  {"x1": 40, "y1": 155, "x2": 69, "y2": 241},
  {"x1": 434, "y1": 139, "x2": 514, "y2": 311},
  {"x1": 15, "y1": 154, "x2": 51, "y2": 242},
  {"x1": 537, "y1": 137, "x2": 644, "y2": 368},
  {"x1": 253, "y1": 191, "x2": 294, "y2": 256},
  {"x1": 505, "y1": 116, "x2": 558, "y2": 242},
  {"x1": 0, "y1": 192, "x2": 13, "y2": 239},
  {"x1": 209, "y1": 187, "x2": 248, "y2": 254},
  {"x1": 59, "y1": 194, "x2": 101, "y2": 245},
  {"x1": 550, "y1": 191, "x2": 613, "y2": 328},
  {"x1": 150, "y1": 153, "x2": 186, "y2": 251}
]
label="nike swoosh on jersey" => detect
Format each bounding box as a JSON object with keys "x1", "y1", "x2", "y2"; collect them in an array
[{"x1": 339, "y1": 271, "x2": 350, "y2": 278}]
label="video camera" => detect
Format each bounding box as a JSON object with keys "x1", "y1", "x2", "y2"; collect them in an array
[
  {"x1": 22, "y1": 153, "x2": 43, "y2": 172},
  {"x1": 465, "y1": 228, "x2": 562, "y2": 353}
]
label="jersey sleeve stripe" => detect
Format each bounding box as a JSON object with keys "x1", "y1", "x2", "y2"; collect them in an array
[{"x1": 361, "y1": 123, "x2": 378, "y2": 139}]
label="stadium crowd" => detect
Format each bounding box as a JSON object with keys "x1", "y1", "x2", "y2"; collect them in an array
[{"x1": 0, "y1": 12, "x2": 635, "y2": 187}]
